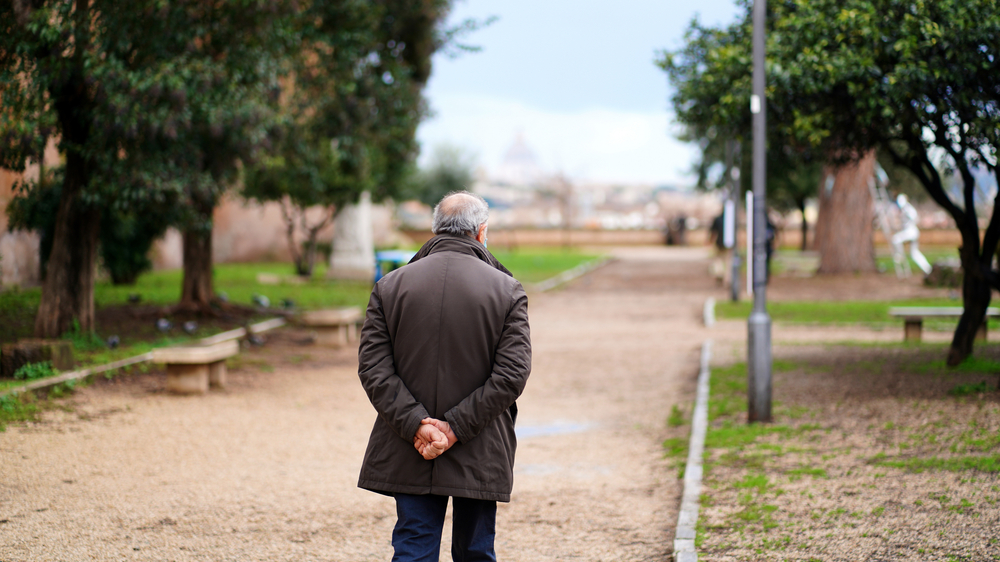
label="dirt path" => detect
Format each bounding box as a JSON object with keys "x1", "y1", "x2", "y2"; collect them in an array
[{"x1": 0, "y1": 246, "x2": 714, "y2": 561}]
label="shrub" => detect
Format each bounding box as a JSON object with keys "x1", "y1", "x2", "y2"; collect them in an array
[{"x1": 13, "y1": 361, "x2": 56, "y2": 381}]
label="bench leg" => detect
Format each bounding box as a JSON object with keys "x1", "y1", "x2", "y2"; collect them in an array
[
  {"x1": 209, "y1": 359, "x2": 227, "y2": 389},
  {"x1": 977, "y1": 322, "x2": 988, "y2": 342},
  {"x1": 312, "y1": 325, "x2": 349, "y2": 347},
  {"x1": 904, "y1": 319, "x2": 923, "y2": 342},
  {"x1": 166, "y1": 363, "x2": 209, "y2": 394}
]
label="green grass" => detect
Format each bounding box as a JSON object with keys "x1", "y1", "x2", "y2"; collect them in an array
[
  {"x1": 0, "y1": 392, "x2": 39, "y2": 431},
  {"x1": 875, "y1": 455, "x2": 1000, "y2": 473},
  {"x1": 875, "y1": 248, "x2": 959, "y2": 273},
  {"x1": 491, "y1": 247, "x2": 603, "y2": 283},
  {"x1": 948, "y1": 381, "x2": 995, "y2": 396},
  {"x1": 93, "y1": 262, "x2": 374, "y2": 310},
  {"x1": 667, "y1": 404, "x2": 686, "y2": 427},
  {"x1": 716, "y1": 298, "x2": 975, "y2": 326}
]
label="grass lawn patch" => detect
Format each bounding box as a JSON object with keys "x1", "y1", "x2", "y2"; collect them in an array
[
  {"x1": 715, "y1": 298, "x2": 979, "y2": 328},
  {"x1": 491, "y1": 247, "x2": 603, "y2": 283},
  {"x1": 1, "y1": 250, "x2": 599, "y2": 394},
  {"x1": 697, "y1": 344, "x2": 1000, "y2": 561}
]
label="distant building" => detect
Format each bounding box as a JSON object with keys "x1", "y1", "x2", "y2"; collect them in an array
[{"x1": 495, "y1": 133, "x2": 545, "y2": 187}]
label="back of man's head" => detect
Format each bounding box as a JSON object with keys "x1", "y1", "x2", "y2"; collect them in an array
[{"x1": 432, "y1": 191, "x2": 489, "y2": 237}]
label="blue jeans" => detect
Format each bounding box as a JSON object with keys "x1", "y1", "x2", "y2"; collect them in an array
[{"x1": 391, "y1": 494, "x2": 497, "y2": 562}]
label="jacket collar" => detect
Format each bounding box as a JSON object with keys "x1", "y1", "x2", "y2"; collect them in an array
[{"x1": 409, "y1": 234, "x2": 513, "y2": 277}]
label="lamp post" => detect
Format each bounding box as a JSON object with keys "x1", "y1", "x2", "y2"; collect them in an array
[{"x1": 747, "y1": 0, "x2": 772, "y2": 423}]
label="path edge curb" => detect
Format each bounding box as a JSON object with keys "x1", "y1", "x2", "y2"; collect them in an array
[
  {"x1": 0, "y1": 317, "x2": 288, "y2": 399},
  {"x1": 673, "y1": 339, "x2": 712, "y2": 562},
  {"x1": 527, "y1": 256, "x2": 615, "y2": 292}
]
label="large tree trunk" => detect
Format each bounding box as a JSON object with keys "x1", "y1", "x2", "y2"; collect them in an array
[
  {"x1": 33, "y1": 157, "x2": 100, "y2": 338},
  {"x1": 815, "y1": 151, "x2": 877, "y2": 274},
  {"x1": 35, "y1": 6, "x2": 100, "y2": 338},
  {"x1": 179, "y1": 226, "x2": 214, "y2": 311}
]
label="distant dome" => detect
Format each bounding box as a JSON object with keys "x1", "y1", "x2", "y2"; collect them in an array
[
  {"x1": 503, "y1": 134, "x2": 539, "y2": 168},
  {"x1": 496, "y1": 133, "x2": 544, "y2": 186}
]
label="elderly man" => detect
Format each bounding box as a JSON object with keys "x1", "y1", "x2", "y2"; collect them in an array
[{"x1": 357, "y1": 191, "x2": 532, "y2": 562}]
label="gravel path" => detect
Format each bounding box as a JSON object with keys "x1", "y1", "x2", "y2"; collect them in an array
[{"x1": 0, "y1": 246, "x2": 713, "y2": 561}]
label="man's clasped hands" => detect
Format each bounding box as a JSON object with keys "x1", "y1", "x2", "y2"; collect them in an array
[{"x1": 413, "y1": 417, "x2": 459, "y2": 460}]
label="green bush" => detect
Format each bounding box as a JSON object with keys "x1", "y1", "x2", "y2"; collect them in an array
[
  {"x1": 13, "y1": 361, "x2": 56, "y2": 381},
  {"x1": 6, "y1": 172, "x2": 176, "y2": 286},
  {"x1": 100, "y1": 208, "x2": 175, "y2": 285}
]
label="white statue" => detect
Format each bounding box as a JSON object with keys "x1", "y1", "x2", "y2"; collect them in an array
[
  {"x1": 328, "y1": 191, "x2": 376, "y2": 281},
  {"x1": 891, "y1": 194, "x2": 932, "y2": 274}
]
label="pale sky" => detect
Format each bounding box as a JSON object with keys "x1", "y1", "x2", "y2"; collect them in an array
[{"x1": 416, "y1": 0, "x2": 742, "y2": 186}]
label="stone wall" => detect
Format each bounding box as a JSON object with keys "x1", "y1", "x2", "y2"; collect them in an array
[{"x1": 0, "y1": 169, "x2": 41, "y2": 288}]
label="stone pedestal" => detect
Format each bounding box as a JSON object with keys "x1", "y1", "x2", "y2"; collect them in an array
[
  {"x1": 328, "y1": 191, "x2": 375, "y2": 281},
  {"x1": 1, "y1": 339, "x2": 74, "y2": 378}
]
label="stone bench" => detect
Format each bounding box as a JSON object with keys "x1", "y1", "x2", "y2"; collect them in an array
[
  {"x1": 152, "y1": 340, "x2": 239, "y2": 394},
  {"x1": 298, "y1": 307, "x2": 364, "y2": 347},
  {"x1": 888, "y1": 307, "x2": 999, "y2": 342}
]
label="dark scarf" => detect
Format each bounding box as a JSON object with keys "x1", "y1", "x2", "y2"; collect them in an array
[{"x1": 409, "y1": 234, "x2": 513, "y2": 278}]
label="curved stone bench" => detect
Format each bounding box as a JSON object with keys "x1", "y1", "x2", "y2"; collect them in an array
[
  {"x1": 152, "y1": 340, "x2": 239, "y2": 394},
  {"x1": 298, "y1": 307, "x2": 363, "y2": 347}
]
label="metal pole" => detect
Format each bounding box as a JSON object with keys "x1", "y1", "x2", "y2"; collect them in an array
[
  {"x1": 727, "y1": 141, "x2": 741, "y2": 302},
  {"x1": 747, "y1": 0, "x2": 772, "y2": 423},
  {"x1": 746, "y1": 190, "x2": 753, "y2": 297}
]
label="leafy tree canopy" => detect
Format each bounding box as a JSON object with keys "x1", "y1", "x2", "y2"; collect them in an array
[
  {"x1": 662, "y1": 0, "x2": 1000, "y2": 363},
  {"x1": 402, "y1": 143, "x2": 477, "y2": 209}
]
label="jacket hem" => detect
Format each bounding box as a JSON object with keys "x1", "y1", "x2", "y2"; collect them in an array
[{"x1": 358, "y1": 479, "x2": 511, "y2": 503}]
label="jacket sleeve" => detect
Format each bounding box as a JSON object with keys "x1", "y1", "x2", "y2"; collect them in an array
[
  {"x1": 357, "y1": 283, "x2": 429, "y2": 442},
  {"x1": 444, "y1": 282, "x2": 531, "y2": 444}
]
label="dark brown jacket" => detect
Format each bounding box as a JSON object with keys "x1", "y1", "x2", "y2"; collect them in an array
[{"x1": 357, "y1": 235, "x2": 531, "y2": 502}]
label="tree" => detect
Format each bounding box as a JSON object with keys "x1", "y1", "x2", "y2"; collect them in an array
[
  {"x1": 7, "y1": 170, "x2": 174, "y2": 285},
  {"x1": 761, "y1": 0, "x2": 1000, "y2": 365},
  {"x1": 244, "y1": 138, "x2": 348, "y2": 277},
  {"x1": 403, "y1": 144, "x2": 477, "y2": 208},
  {"x1": 659, "y1": 15, "x2": 825, "y2": 254},
  {"x1": 681, "y1": 134, "x2": 822, "y2": 251},
  {"x1": 244, "y1": 0, "x2": 464, "y2": 277},
  {"x1": 813, "y1": 152, "x2": 877, "y2": 274},
  {"x1": 1, "y1": 1, "x2": 297, "y2": 331},
  {"x1": 663, "y1": 0, "x2": 1000, "y2": 364}
]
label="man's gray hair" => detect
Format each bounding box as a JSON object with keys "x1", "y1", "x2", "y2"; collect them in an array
[{"x1": 431, "y1": 191, "x2": 490, "y2": 236}]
